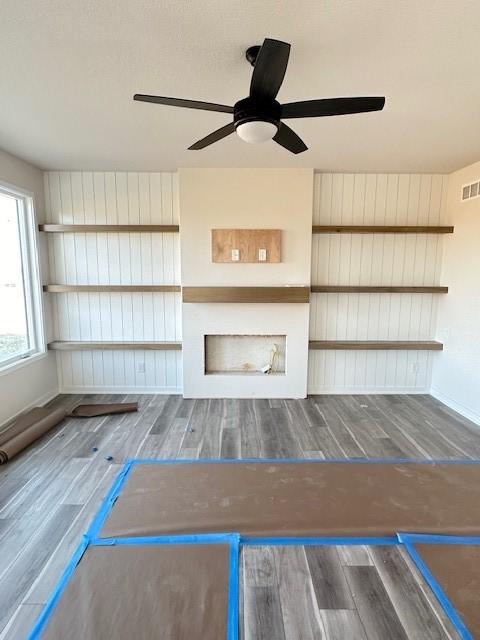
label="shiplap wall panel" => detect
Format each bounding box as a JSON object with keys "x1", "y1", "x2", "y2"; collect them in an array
[
  {"x1": 309, "y1": 173, "x2": 449, "y2": 394},
  {"x1": 44, "y1": 171, "x2": 182, "y2": 393}
]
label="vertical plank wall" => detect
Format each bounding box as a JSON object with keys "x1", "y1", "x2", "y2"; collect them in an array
[
  {"x1": 44, "y1": 172, "x2": 182, "y2": 393},
  {"x1": 308, "y1": 173, "x2": 449, "y2": 393}
]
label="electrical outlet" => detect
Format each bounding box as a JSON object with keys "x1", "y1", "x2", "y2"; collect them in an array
[
  {"x1": 231, "y1": 249, "x2": 240, "y2": 262},
  {"x1": 258, "y1": 248, "x2": 267, "y2": 261},
  {"x1": 410, "y1": 362, "x2": 419, "y2": 374},
  {"x1": 137, "y1": 361, "x2": 146, "y2": 374}
]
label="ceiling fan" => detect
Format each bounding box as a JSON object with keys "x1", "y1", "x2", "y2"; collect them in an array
[{"x1": 133, "y1": 38, "x2": 385, "y2": 154}]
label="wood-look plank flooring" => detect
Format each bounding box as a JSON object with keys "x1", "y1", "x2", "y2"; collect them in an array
[
  {"x1": 242, "y1": 543, "x2": 458, "y2": 640},
  {"x1": 1, "y1": 393, "x2": 480, "y2": 639}
]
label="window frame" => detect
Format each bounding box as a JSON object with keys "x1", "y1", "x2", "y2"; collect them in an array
[{"x1": 0, "y1": 181, "x2": 46, "y2": 372}]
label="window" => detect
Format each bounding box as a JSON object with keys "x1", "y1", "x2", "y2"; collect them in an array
[{"x1": 0, "y1": 185, "x2": 43, "y2": 369}]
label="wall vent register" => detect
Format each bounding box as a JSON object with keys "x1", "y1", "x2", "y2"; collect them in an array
[{"x1": 461, "y1": 180, "x2": 480, "y2": 201}]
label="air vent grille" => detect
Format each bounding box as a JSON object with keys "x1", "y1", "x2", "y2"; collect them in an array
[{"x1": 461, "y1": 180, "x2": 480, "y2": 201}]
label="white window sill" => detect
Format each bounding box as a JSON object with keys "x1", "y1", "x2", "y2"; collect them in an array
[{"x1": 0, "y1": 350, "x2": 49, "y2": 378}]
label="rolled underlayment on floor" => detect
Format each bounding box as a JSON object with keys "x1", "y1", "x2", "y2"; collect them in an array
[
  {"x1": 101, "y1": 462, "x2": 480, "y2": 538},
  {"x1": 68, "y1": 402, "x2": 138, "y2": 417},
  {"x1": 413, "y1": 543, "x2": 480, "y2": 639},
  {"x1": 40, "y1": 544, "x2": 230, "y2": 640},
  {"x1": 0, "y1": 407, "x2": 67, "y2": 464},
  {"x1": 0, "y1": 402, "x2": 138, "y2": 463}
]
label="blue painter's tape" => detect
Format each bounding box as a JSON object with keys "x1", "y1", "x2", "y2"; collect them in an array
[
  {"x1": 227, "y1": 533, "x2": 240, "y2": 640},
  {"x1": 127, "y1": 457, "x2": 480, "y2": 466},
  {"x1": 86, "y1": 460, "x2": 133, "y2": 539},
  {"x1": 27, "y1": 536, "x2": 90, "y2": 640},
  {"x1": 402, "y1": 542, "x2": 473, "y2": 640},
  {"x1": 91, "y1": 533, "x2": 239, "y2": 547},
  {"x1": 398, "y1": 532, "x2": 480, "y2": 545},
  {"x1": 241, "y1": 535, "x2": 398, "y2": 546}
]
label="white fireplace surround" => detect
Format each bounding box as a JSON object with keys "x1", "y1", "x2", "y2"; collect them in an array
[
  {"x1": 179, "y1": 168, "x2": 313, "y2": 399},
  {"x1": 182, "y1": 303, "x2": 309, "y2": 398}
]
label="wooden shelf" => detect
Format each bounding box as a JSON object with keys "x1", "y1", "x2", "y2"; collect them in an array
[
  {"x1": 309, "y1": 340, "x2": 443, "y2": 351},
  {"x1": 48, "y1": 341, "x2": 182, "y2": 351},
  {"x1": 312, "y1": 225, "x2": 454, "y2": 234},
  {"x1": 43, "y1": 284, "x2": 181, "y2": 293},
  {"x1": 310, "y1": 285, "x2": 448, "y2": 294},
  {"x1": 182, "y1": 286, "x2": 310, "y2": 303},
  {"x1": 39, "y1": 224, "x2": 179, "y2": 233}
]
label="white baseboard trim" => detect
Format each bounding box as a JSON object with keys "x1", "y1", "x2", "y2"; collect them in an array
[
  {"x1": 430, "y1": 387, "x2": 480, "y2": 426},
  {"x1": 59, "y1": 386, "x2": 183, "y2": 395},
  {"x1": 307, "y1": 386, "x2": 430, "y2": 395},
  {"x1": 0, "y1": 387, "x2": 60, "y2": 431}
]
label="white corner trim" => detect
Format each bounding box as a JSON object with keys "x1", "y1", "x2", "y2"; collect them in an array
[
  {"x1": 59, "y1": 386, "x2": 183, "y2": 395},
  {"x1": 0, "y1": 386, "x2": 59, "y2": 431},
  {"x1": 430, "y1": 387, "x2": 480, "y2": 427}
]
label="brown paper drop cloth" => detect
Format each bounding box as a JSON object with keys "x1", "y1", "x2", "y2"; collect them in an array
[
  {"x1": 0, "y1": 407, "x2": 67, "y2": 464},
  {"x1": 41, "y1": 544, "x2": 230, "y2": 640},
  {"x1": 0, "y1": 402, "x2": 136, "y2": 464},
  {"x1": 69, "y1": 402, "x2": 138, "y2": 417},
  {"x1": 414, "y1": 544, "x2": 480, "y2": 639},
  {"x1": 100, "y1": 462, "x2": 480, "y2": 538}
]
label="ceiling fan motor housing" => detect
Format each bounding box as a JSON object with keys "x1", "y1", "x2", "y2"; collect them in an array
[{"x1": 233, "y1": 97, "x2": 281, "y2": 130}]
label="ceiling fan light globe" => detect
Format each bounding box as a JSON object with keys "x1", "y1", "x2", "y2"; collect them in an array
[{"x1": 236, "y1": 120, "x2": 278, "y2": 144}]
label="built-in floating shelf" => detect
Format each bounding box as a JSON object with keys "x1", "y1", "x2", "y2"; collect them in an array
[
  {"x1": 39, "y1": 224, "x2": 179, "y2": 233},
  {"x1": 182, "y1": 286, "x2": 310, "y2": 303},
  {"x1": 43, "y1": 284, "x2": 181, "y2": 293},
  {"x1": 48, "y1": 341, "x2": 182, "y2": 351},
  {"x1": 309, "y1": 340, "x2": 443, "y2": 351},
  {"x1": 312, "y1": 225, "x2": 454, "y2": 234},
  {"x1": 310, "y1": 285, "x2": 448, "y2": 294}
]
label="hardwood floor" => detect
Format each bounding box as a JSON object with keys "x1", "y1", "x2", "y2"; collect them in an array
[
  {"x1": 1, "y1": 393, "x2": 480, "y2": 638},
  {"x1": 242, "y1": 544, "x2": 456, "y2": 640}
]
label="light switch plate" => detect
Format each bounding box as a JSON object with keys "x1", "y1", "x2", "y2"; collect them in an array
[
  {"x1": 258, "y1": 248, "x2": 267, "y2": 261},
  {"x1": 231, "y1": 249, "x2": 240, "y2": 262}
]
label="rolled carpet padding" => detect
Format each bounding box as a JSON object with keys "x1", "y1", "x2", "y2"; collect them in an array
[
  {"x1": 39, "y1": 544, "x2": 230, "y2": 640},
  {"x1": 0, "y1": 407, "x2": 67, "y2": 464},
  {"x1": 68, "y1": 402, "x2": 138, "y2": 418},
  {"x1": 413, "y1": 543, "x2": 480, "y2": 638},
  {"x1": 101, "y1": 462, "x2": 480, "y2": 538}
]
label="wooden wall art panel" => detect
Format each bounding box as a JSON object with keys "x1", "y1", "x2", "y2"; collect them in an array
[{"x1": 211, "y1": 229, "x2": 281, "y2": 263}]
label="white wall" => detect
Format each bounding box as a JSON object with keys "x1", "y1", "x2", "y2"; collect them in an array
[
  {"x1": 308, "y1": 173, "x2": 449, "y2": 393},
  {"x1": 432, "y1": 161, "x2": 480, "y2": 424},
  {"x1": 0, "y1": 149, "x2": 58, "y2": 425},
  {"x1": 179, "y1": 169, "x2": 313, "y2": 286},
  {"x1": 44, "y1": 172, "x2": 182, "y2": 393},
  {"x1": 180, "y1": 169, "x2": 313, "y2": 398}
]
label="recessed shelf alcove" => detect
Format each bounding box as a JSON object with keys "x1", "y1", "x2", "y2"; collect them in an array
[{"x1": 204, "y1": 334, "x2": 286, "y2": 375}]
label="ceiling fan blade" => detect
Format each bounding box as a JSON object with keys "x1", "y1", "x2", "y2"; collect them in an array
[
  {"x1": 249, "y1": 38, "x2": 291, "y2": 101},
  {"x1": 133, "y1": 94, "x2": 233, "y2": 114},
  {"x1": 273, "y1": 122, "x2": 308, "y2": 154},
  {"x1": 281, "y1": 96, "x2": 385, "y2": 119},
  {"x1": 188, "y1": 122, "x2": 236, "y2": 150}
]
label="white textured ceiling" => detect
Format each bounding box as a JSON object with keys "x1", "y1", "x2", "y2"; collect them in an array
[{"x1": 1, "y1": 0, "x2": 479, "y2": 172}]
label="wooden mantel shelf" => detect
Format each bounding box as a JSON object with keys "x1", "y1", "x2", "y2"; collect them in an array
[
  {"x1": 43, "y1": 284, "x2": 181, "y2": 293},
  {"x1": 311, "y1": 285, "x2": 448, "y2": 294},
  {"x1": 312, "y1": 225, "x2": 453, "y2": 234},
  {"x1": 48, "y1": 341, "x2": 182, "y2": 351},
  {"x1": 39, "y1": 224, "x2": 179, "y2": 233},
  {"x1": 182, "y1": 286, "x2": 310, "y2": 303},
  {"x1": 309, "y1": 340, "x2": 443, "y2": 351}
]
